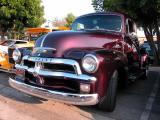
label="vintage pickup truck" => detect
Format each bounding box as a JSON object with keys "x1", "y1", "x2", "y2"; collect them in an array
[{"x1": 9, "y1": 12, "x2": 148, "y2": 112}]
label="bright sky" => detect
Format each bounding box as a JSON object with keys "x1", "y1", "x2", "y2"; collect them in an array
[{"x1": 42, "y1": 0, "x2": 95, "y2": 20}]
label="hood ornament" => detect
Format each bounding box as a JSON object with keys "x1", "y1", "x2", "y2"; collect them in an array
[{"x1": 32, "y1": 47, "x2": 57, "y2": 55}]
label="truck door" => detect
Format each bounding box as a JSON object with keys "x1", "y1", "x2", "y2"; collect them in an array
[{"x1": 125, "y1": 19, "x2": 140, "y2": 74}]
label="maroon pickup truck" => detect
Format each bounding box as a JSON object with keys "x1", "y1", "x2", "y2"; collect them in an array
[{"x1": 9, "y1": 12, "x2": 148, "y2": 112}]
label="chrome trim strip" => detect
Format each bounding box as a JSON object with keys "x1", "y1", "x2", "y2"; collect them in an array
[
  {"x1": 34, "y1": 47, "x2": 56, "y2": 51},
  {"x1": 9, "y1": 77, "x2": 99, "y2": 105},
  {"x1": 15, "y1": 64, "x2": 97, "y2": 81},
  {"x1": 22, "y1": 55, "x2": 29, "y2": 60},
  {"x1": 40, "y1": 32, "x2": 52, "y2": 47},
  {"x1": 32, "y1": 47, "x2": 57, "y2": 55},
  {"x1": 15, "y1": 64, "x2": 28, "y2": 70}
]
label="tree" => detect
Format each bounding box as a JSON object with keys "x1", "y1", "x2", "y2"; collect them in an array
[
  {"x1": 92, "y1": 0, "x2": 160, "y2": 64},
  {"x1": 0, "y1": 0, "x2": 45, "y2": 39},
  {"x1": 92, "y1": 0, "x2": 104, "y2": 12},
  {"x1": 65, "y1": 13, "x2": 76, "y2": 27},
  {"x1": 52, "y1": 18, "x2": 67, "y2": 27}
]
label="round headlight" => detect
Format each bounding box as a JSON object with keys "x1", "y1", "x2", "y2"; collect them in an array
[
  {"x1": 12, "y1": 49, "x2": 21, "y2": 62},
  {"x1": 82, "y1": 54, "x2": 99, "y2": 73}
]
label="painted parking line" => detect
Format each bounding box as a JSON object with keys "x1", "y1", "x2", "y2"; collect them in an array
[{"x1": 140, "y1": 72, "x2": 160, "y2": 120}]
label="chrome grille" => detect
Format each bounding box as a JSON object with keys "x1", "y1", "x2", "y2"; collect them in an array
[{"x1": 16, "y1": 55, "x2": 97, "y2": 82}]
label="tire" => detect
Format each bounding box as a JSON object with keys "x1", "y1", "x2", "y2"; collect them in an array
[
  {"x1": 141, "y1": 61, "x2": 149, "y2": 80},
  {"x1": 141, "y1": 65, "x2": 148, "y2": 79},
  {"x1": 98, "y1": 70, "x2": 118, "y2": 112}
]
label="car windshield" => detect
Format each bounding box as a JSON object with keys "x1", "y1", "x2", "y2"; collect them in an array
[{"x1": 72, "y1": 14, "x2": 122, "y2": 32}]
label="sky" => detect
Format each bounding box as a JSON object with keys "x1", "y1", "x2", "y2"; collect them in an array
[{"x1": 42, "y1": 0, "x2": 95, "y2": 21}]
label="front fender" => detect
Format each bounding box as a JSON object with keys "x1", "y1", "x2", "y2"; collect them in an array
[
  {"x1": 64, "y1": 48, "x2": 127, "y2": 98},
  {"x1": 8, "y1": 47, "x2": 33, "y2": 64}
]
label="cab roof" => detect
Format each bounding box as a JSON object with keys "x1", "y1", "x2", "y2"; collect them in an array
[{"x1": 78, "y1": 12, "x2": 125, "y2": 17}]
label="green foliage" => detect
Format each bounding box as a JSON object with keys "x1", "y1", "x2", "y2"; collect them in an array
[
  {"x1": 92, "y1": 0, "x2": 160, "y2": 64},
  {"x1": 92, "y1": 0, "x2": 104, "y2": 12},
  {"x1": 65, "y1": 13, "x2": 76, "y2": 27},
  {"x1": 0, "y1": 0, "x2": 45, "y2": 37},
  {"x1": 93, "y1": 0, "x2": 160, "y2": 27},
  {"x1": 52, "y1": 18, "x2": 66, "y2": 27}
]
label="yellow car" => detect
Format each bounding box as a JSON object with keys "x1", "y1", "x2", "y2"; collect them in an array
[
  {"x1": 0, "y1": 39, "x2": 34, "y2": 73},
  {"x1": 0, "y1": 28, "x2": 51, "y2": 73},
  {"x1": 1, "y1": 27, "x2": 70, "y2": 73}
]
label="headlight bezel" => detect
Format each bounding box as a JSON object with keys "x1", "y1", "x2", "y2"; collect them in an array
[
  {"x1": 82, "y1": 54, "x2": 99, "y2": 73},
  {"x1": 12, "y1": 48, "x2": 21, "y2": 62}
]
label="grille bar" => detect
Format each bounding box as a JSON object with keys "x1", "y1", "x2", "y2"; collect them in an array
[{"x1": 15, "y1": 64, "x2": 97, "y2": 81}]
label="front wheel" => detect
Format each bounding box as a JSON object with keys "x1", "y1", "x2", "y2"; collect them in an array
[{"x1": 98, "y1": 70, "x2": 118, "y2": 112}]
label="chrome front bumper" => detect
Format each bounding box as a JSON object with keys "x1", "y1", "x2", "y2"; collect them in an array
[{"x1": 9, "y1": 77, "x2": 99, "y2": 105}]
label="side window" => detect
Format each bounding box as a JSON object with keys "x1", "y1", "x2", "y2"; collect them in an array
[{"x1": 126, "y1": 19, "x2": 136, "y2": 34}]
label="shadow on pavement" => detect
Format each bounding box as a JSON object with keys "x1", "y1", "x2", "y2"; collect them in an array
[
  {"x1": 77, "y1": 71, "x2": 159, "y2": 120},
  {"x1": 0, "y1": 73, "x2": 47, "y2": 104}
]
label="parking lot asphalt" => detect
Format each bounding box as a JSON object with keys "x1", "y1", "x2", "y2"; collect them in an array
[{"x1": 0, "y1": 67, "x2": 159, "y2": 120}]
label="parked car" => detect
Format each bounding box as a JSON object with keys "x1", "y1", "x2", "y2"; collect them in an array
[
  {"x1": 8, "y1": 28, "x2": 51, "y2": 70},
  {"x1": 0, "y1": 39, "x2": 34, "y2": 73},
  {"x1": 0, "y1": 28, "x2": 52, "y2": 73},
  {"x1": 9, "y1": 12, "x2": 148, "y2": 112},
  {"x1": 140, "y1": 41, "x2": 156, "y2": 64},
  {"x1": 9, "y1": 27, "x2": 70, "y2": 67}
]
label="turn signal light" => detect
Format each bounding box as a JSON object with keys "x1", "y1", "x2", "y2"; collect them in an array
[{"x1": 80, "y1": 83, "x2": 90, "y2": 93}]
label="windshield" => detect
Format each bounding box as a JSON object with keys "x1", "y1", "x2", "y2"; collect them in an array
[{"x1": 72, "y1": 14, "x2": 122, "y2": 32}]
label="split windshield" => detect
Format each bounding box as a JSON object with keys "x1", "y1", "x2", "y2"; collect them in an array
[{"x1": 72, "y1": 14, "x2": 122, "y2": 32}]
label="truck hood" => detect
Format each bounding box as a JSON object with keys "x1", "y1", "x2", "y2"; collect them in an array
[{"x1": 35, "y1": 30, "x2": 123, "y2": 57}]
